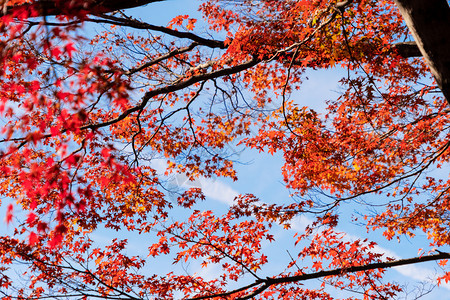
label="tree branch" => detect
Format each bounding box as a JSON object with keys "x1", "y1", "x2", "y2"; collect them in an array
[
  {"x1": 81, "y1": 57, "x2": 259, "y2": 131},
  {"x1": 392, "y1": 41, "x2": 422, "y2": 58},
  {"x1": 189, "y1": 251, "x2": 450, "y2": 300},
  {"x1": 90, "y1": 14, "x2": 227, "y2": 49},
  {"x1": 3, "y1": 0, "x2": 165, "y2": 17}
]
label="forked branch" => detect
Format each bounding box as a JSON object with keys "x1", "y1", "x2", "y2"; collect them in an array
[{"x1": 189, "y1": 252, "x2": 450, "y2": 300}]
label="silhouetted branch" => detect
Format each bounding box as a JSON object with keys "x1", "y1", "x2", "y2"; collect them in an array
[
  {"x1": 392, "y1": 41, "x2": 422, "y2": 58},
  {"x1": 189, "y1": 251, "x2": 450, "y2": 300}
]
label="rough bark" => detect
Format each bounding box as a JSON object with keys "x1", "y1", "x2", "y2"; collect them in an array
[{"x1": 394, "y1": 0, "x2": 450, "y2": 102}]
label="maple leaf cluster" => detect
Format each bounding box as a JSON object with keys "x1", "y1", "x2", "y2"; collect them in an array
[{"x1": 0, "y1": 0, "x2": 449, "y2": 299}]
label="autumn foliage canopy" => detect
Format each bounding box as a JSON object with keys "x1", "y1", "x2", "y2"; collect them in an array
[{"x1": 0, "y1": 0, "x2": 450, "y2": 299}]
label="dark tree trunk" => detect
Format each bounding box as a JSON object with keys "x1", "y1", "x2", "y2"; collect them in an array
[{"x1": 394, "y1": 0, "x2": 450, "y2": 102}]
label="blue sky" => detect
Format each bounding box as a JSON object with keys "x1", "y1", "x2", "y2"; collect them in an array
[
  {"x1": 129, "y1": 1, "x2": 450, "y2": 293},
  {"x1": 128, "y1": 1, "x2": 450, "y2": 298}
]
